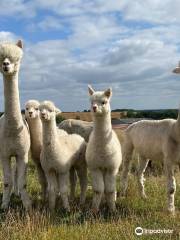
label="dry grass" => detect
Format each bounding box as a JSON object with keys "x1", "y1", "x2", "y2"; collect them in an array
[{"x1": 0, "y1": 160, "x2": 179, "y2": 239}]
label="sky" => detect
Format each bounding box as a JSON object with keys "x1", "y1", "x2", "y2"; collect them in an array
[{"x1": 0, "y1": 0, "x2": 180, "y2": 111}]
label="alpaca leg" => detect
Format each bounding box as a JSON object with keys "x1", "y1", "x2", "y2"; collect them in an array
[
  {"x1": 137, "y1": 156, "x2": 149, "y2": 199},
  {"x1": 36, "y1": 162, "x2": 47, "y2": 201},
  {"x1": 120, "y1": 142, "x2": 133, "y2": 196},
  {"x1": 17, "y1": 154, "x2": 32, "y2": 210},
  {"x1": 1, "y1": 157, "x2": 12, "y2": 209},
  {"x1": 90, "y1": 169, "x2": 104, "y2": 212},
  {"x1": 12, "y1": 163, "x2": 19, "y2": 196},
  {"x1": 46, "y1": 170, "x2": 58, "y2": 211},
  {"x1": 104, "y1": 170, "x2": 117, "y2": 212},
  {"x1": 76, "y1": 165, "x2": 87, "y2": 205},
  {"x1": 69, "y1": 167, "x2": 77, "y2": 201},
  {"x1": 165, "y1": 162, "x2": 176, "y2": 213},
  {"x1": 58, "y1": 173, "x2": 70, "y2": 211}
]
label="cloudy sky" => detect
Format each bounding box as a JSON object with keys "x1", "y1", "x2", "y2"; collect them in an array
[{"x1": 0, "y1": 0, "x2": 180, "y2": 111}]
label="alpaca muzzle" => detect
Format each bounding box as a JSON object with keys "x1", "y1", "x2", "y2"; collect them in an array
[{"x1": 93, "y1": 106, "x2": 97, "y2": 112}]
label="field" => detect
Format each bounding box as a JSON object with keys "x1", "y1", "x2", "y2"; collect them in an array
[
  {"x1": 60, "y1": 112, "x2": 125, "y2": 122},
  {"x1": 0, "y1": 155, "x2": 180, "y2": 240},
  {"x1": 0, "y1": 129, "x2": 178, "y2": 240}
]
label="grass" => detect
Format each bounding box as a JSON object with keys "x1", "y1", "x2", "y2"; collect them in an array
[{"x1": 0, "y1": 160, "x2": 180, "y2": 239}]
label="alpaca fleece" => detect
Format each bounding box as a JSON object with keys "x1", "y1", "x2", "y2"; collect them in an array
[
  {"x1": 0, "y1": 40, "x2": 31, "y2": 210},
  {"x1": 86, "y1": 85, "x2": 122, "y2": 212},
  {"x1": 121, "y1": 117, "x2": 180, "y2": 213},
  {"x1": 40, "y1": 101, "x2": 87, "y2": 211}
]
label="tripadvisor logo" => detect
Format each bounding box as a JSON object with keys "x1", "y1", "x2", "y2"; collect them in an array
[
  {"x1": 135, "y1": 227, "x2": 173, "y2": 236},
  {"x1": 135, "y1": 227, "x2": 143, "y2": 236}
]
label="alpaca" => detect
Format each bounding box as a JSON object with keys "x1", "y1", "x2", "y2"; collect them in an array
[
  {"x1": 86, "y1": 85, "x2": 122, "y2": 212},
  {"x1": 39, "y1": 101, "x2": 87, "y2": 211},
  {"x1": 0, "y1": 40, "x2": 31, "y2": 210},
  {"x1": 121, "y1": 116, "x2": 180, "y2": 213},
  {"x1": 25, "y1": 100, "x2": 47, "y2": 200},
  {"x1": 58, "y1": 119, "x2": 93, "y2": 142},
  {"x1": 25, "y1": 100, "x2": 77, "y2": 201}
]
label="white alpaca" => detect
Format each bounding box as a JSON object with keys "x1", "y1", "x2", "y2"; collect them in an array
[
  {"x1": 121, "y1": 116, "x2": 180, "y2": 213},
  {"x1": 58, "y1": 119, "x2": 93, "y2": 142},
  {"x1": 39, "y1": 101, "x2": 87, "y2": 211},
  {"x1": 25, "y1": 100, "x2": 47, "y2": 200},
  {"x1": 86, "y1": 86, "x2": 122, "y2": 212},
  {"x1": 25, "y1": 100, "x2": 78, "y2": 202},
  {"x1": 0, "y1": 40, "x2": 31, "y2": 210}
]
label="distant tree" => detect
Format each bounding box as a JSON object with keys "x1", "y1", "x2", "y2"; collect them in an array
[
  {"x1": 56, "y1": 115, "x2": 65, "y2": 124},
  {"x1": 126, "y1": 109, "x2": 178, "y2": 120}
]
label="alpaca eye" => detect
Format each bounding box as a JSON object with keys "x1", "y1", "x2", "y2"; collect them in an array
[
  {"x1": 102, "y1": 101, "x2": 106, "y2": 105},
  {"x1": 35, "y1": 108, "x2": 38, "y2": 111}
]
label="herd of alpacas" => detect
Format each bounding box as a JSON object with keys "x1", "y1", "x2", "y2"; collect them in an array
[{"x1": 0, "y1": 40, "x2": 179, "y2": 215}]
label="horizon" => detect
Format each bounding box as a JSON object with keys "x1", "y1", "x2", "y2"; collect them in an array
[{"x1": 0, "y1": 107, "x2": 178, "y2": 114}]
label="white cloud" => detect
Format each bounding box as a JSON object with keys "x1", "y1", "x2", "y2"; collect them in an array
[
  {"x1": 0, "y1": 0, "x2": 35, "y2": 18},
  {"x1": 71, "y1": 15, "x2": 126, "y2": 47},
  {"x1": 120, "y1": 0, "x2": 180, "y2": 24},
  {"x1": 27, "y1": 16, "x2": 64, "y2": 32},
  {"x1": 1, "y1": 24, "x2": 180, "y2": 111},
  {"x1": 0, "y1": 31, "x2": 20, "y2": 42},
  {"x1": 1, "y1": 2, "x2": 180, "y2": 110},
  {"x1": 1, "y1": 0, "x2": 180, "y2": 26}
]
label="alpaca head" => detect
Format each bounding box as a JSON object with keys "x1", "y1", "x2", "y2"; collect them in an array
[
  {"x1": 0, "y1": 40, "x2": 23, "y2": 76},
  {"x1": 25, "y1": 100, "x2": 40, "y2": 119},
  {"x1": 39, "y1": 101, "x2": 61, "y2": 122},
  {"x1": 88, "y1": 85, "x2": 112, "y2": 116}
]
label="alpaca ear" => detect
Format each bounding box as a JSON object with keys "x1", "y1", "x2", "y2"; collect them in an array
[
  {"x1": 104, "y1": 88, "x2": 112, "y2": 98},
  {"x1": 88, "y1": 85, "x2": 95, "y2": 96},
  {"x1": 55, "y1": 107, "x2": 61, "y2": 115},
  {"x1": 16, "y1": 40, "x2": 23, "y2": 49}
]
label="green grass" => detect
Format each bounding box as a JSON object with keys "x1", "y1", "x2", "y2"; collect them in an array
[{"x1": 0, "y1": 161, "x2": 180, "y2": 240}]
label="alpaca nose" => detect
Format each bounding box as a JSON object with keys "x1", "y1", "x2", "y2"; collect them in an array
[
  {"x1": 41, "y1": 112, "x2": 45, "y2": 117},
  {"x1": 3, "y1": 61, "x2": 10, "y2": 66},
  {"x1": 29, "y1": 111, "x2": 33, "y2": 115},
  {"x1": 93, "y1": 106, "x2": 97, "y2": 112},
  {"x1": 3, "y1": 61, "x2": 10, "y2": 72}
]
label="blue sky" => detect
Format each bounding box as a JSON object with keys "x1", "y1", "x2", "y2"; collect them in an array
[{"x1": 0, "y1": 0, "x2": 180, "y2": 111}]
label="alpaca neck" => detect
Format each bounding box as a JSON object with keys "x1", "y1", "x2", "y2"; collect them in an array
[
  {"x1": 27, "y1": 118, "x2": 42, "y2": 145},
  {"x1": 42, "y1": 120, "x2": 57, "y2": 146},
  {"x1": 3, "y1": 72, "x2": 23, "y2": 127},
  {"x1": 93, "y1": 112, "x2": 112, "y2": 139}
]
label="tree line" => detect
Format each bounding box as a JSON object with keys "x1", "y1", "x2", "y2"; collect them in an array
[{"x1": 112, "y1": 109, "x2": 178, "y2": 120}]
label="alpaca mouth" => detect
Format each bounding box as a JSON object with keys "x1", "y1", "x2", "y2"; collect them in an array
[
  {"x1": 41, "y1": 115, "x2": 48, "y2": 121},
  {"x1": 3, "y1": 66, "x2": 10, "y2": 72},
  {"x1": 93, "y1": 110, "x2": 102, "y2": 114},
  {"x1": 93, "y1": 111, "x2": 105, "y2": 117}
]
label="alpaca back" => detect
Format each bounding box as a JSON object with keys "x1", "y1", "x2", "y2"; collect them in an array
[
  {"x1": 124, "y1": 119, "x2": 176, "y2": 160},
  {"x1": 59, "y1": 119, "x2": 93, "y2": 142},
  {"x1": 41, "y1": 129, "x2": 86, "y2": 172},
  {"x1": 57, "y1": 133, "x2": 86, "y2": 165}
]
